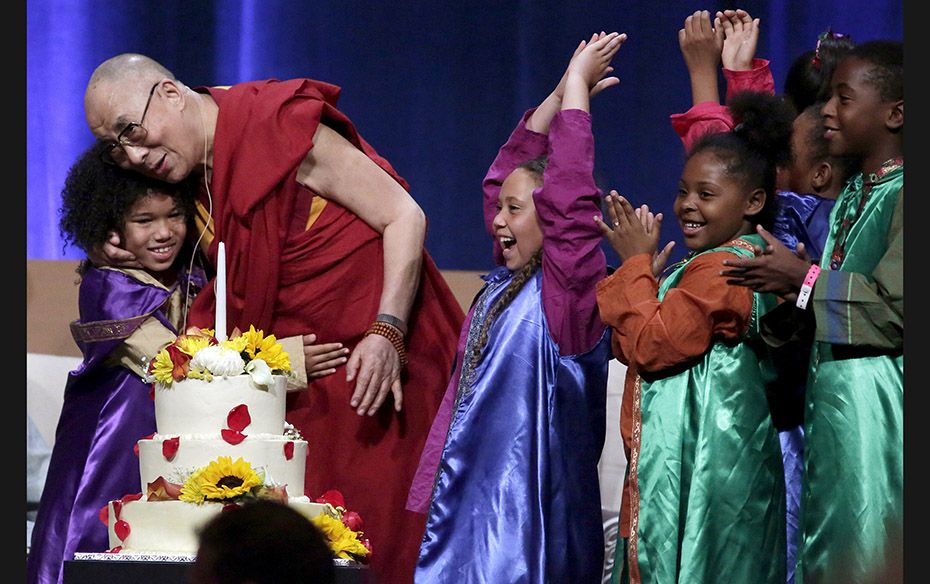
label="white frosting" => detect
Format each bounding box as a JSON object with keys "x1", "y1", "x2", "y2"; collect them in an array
[
  {"x1": 107, "y1": 499, "x2": 324, "y2": 554},
  {"x1": 137, "y1": 436, "x2": 308, "y2": 497},
  {"x1": 154, "y1": 374, "x2": 287, "y2": 435},
  {"x1": 106, "y1": 372, "x2": 319, "y2": 554}
]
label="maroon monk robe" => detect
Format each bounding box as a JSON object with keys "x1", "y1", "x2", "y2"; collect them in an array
[{"x1": 188, "y1": 79, "x2": 464, "y2": 584}]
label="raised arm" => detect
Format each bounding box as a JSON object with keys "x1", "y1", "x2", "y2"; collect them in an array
[
  {"x1": 679, "y1": 10, "x2": 724, "y2": 107},
  {"x1": 297, "y1": 123, "x2": 425, "y2": 416},
  {"x1": 533, "y1": 32, "x2": 623, "y2": 354},
  {"x1": 718, "y1": 9, "x2": 774, "y2": 101}
]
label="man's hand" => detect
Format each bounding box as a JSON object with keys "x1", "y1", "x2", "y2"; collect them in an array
[
  {"x1": 720, "y1": 225, "x2": 811, "y2": 299},
  {"x1": 346, "y1": 333, "x2": 403, "y2": 416},
  {"x1": 302, "y1": 333, "x2": 349, "y2": 379},
  {"x1": 87, "y1": 231, "x2": 143, "y2": 268}
]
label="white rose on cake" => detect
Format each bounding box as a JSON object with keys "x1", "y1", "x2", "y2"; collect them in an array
[{"x1": 190, "y1": 345, "x2": 245, "y2": 377}]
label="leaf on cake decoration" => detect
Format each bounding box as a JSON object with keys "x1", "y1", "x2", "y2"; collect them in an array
[
  {"x1": 221, "y1": 429, "x2": 247, "y2": 445},
  {"x1": 147, "y1": 476, "x2": 183, "y2": 501},
  {"x1": 162, "y1": 436, "x2": 180, "y2": 460},
  {"x1": 114, "y1": 519, "x2": 131, "y2": 541},
  {"x1": 227, "y1": 404, "x2": 251, "y2": 432},
  {"x1": 284, "y1": 441, "x2": 294, "y2": 460}
]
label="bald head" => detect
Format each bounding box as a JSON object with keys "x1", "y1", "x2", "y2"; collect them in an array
[
  {"x1": 84, "y1": 53, "x2": 209, "y2": 184},
  {"x1": 87, "y1": 53, "x2": 176, "y2": 91}
]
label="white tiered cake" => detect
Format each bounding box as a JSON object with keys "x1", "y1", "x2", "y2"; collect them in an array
[{"x1": 103, "y1": 331, "x2": 325, "y2": 556}]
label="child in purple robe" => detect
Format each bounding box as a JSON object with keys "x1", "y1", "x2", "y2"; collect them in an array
[
  {"x1": 27, "y1": 141, "x2": 205, "y2": 584},
  {"x1": 408, "y1": 32, "x2": 623, "y2": 583}
]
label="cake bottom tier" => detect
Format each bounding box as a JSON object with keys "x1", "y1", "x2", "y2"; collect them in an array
[{"x1": 107, "y1": 499, "x2": 325, "y2": 554}]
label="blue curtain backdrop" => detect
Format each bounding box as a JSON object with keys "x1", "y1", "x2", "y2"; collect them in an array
[{"x1": 27, "y1": 1, "x2": 902, "y2": 270}]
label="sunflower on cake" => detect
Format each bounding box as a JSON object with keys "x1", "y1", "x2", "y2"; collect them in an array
[{"x1": 100, "y1": 324, "x2": 370, "y2": 564}]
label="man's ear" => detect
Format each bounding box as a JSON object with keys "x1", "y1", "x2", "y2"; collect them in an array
[
  {"x1": 886, "y1": 99, "x2": 903, "y2": 131},
  {"x1": 744, "y1": 188, "x2": 766, "y2": 218},
  {"x1": 159, "y1": 78, "x2": 184, "y2": 109},
  {"x1": 811, "y1": 161, "x2": 833, "y2": 193}
]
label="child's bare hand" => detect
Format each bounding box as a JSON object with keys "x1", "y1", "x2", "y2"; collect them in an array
[
  {"x1": 633, "y1": 204, "x2": 676, "y2": 276},
  {"x1": 567, "y1": 31, "x2": 626, "y2": 95},
  {"x1": 718, "y1": 9, "x2": 760, "y2": 71},
  {"x1": 302, "y1": 333, "x2": 349, "y2": 379},
  {"x1": 678, "y1": 10, "x2": 723, "y2": 76},
  {"x1": 595, "y1": 190, "x2": 660, "y2": 263}
]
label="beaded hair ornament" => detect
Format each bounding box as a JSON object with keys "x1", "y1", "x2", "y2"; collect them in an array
[{"x1": 810, "y1": 29, "x2": 851, "y2": 70}]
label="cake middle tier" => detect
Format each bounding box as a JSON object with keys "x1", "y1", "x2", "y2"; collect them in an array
[{"x1": 137, "y1": 435, "x2": 308, "y2": 498}]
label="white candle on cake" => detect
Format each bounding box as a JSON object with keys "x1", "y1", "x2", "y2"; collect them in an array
[{"x1": 216, "y1": 241, "x2": 227, "y2": 342}]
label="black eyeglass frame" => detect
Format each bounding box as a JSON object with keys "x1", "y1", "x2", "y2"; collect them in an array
[{"x1": 100, "y1": 82, "x2": 160, "y2": 165}]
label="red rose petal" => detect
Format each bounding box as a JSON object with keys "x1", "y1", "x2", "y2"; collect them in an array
[
  {"x1": 283, "y1": 442, "x2": 294, "y2": 460},
  {"x1": 134, "y1": 433, "x2": 156, "y2": 457},
  {"x1": 221, "y1": 429, "x2": 246, "y2": 445},
  {"x1": 149, "y1": 383, "x2": 155, "y2": 400},
  {"x1": 342, "y1": 511, "x2": 363, "y2": 532},
  {"x1": 106, "y1": 546, "x2": 122, "y2": 554},
  {"x1": 121, "y1": 492, "x2": 143, "y2": 504},
  {"x1": 114, "y1": 520, "x2": 131, "y2": 541},
  {"x1": 227, "y1": 404, "x2": 251, "y2": 432},
  {"x1": 111, "y1": 500, "x2": 122, "y2": 519},
  {"x1": 98, "y1": 504, "x2": 109, "y2": 526},
  {"x1": 221, "y1": 503, "x2": 239, "y2": 512},
  {"x1": 162, "y1": 436, "x2": 180, "y2": 460},
  {"x1": 314, "y1": 489, "x2": 345, "y2": 508}
]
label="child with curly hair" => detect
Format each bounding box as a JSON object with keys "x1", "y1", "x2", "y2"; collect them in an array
[
  {"x1": 27, "y1": 141, "x2": 206, "y2": 584},
  {"x1": 597, "y1": 91, "x2": 794, "y2": 584}
]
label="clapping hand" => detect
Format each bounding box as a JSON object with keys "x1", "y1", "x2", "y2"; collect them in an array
[{"x1": 595, "y1": 190, "x2": 675, "y2": 276}]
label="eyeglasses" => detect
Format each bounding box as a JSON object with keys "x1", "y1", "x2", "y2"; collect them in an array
[{"x1": 100, "y1": 82, "x2": 159, "y2": 166}]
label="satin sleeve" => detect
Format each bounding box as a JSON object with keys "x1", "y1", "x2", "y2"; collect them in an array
[
  {"x1": 482, "y1": 109, "x2": 549, "y2": 265},
  {"x1": 536, "y1": 109, "x2": 607, "y2": 355},
  {"x1": 670, "y1": 101, "x2": 735, "y2": 153},
  {"x1": 723, "y1": 58, "x2": 775, "y2": 101},
  {"x1": 596, "y1": 251, "x2": 753, "y2": 373},
  {"x1": 670, "y1": 59, "x2": 774, "y2": 153},
  {"x1": 812, "y1": 188, "x2": 903, "y2": 349}
]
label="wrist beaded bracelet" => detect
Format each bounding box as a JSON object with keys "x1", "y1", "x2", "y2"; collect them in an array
[
  {"x1": 365, "y1": 321, "x2": 408, "y2": 368},
  {"x1": 795, "y1": 264, "x2": 822, "y2": 310},
  {"x1": 375, "y1": 313, "x2": 408, "y2": 336}
]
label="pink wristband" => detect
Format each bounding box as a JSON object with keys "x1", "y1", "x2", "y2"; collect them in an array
[{"x1": 795, "y1": 264, "x2": 822, "y2": 310}]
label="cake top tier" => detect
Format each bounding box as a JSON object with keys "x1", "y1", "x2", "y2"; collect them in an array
[{"x1": 146, "y1": 326, "x2": 294, "y2": 435}]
